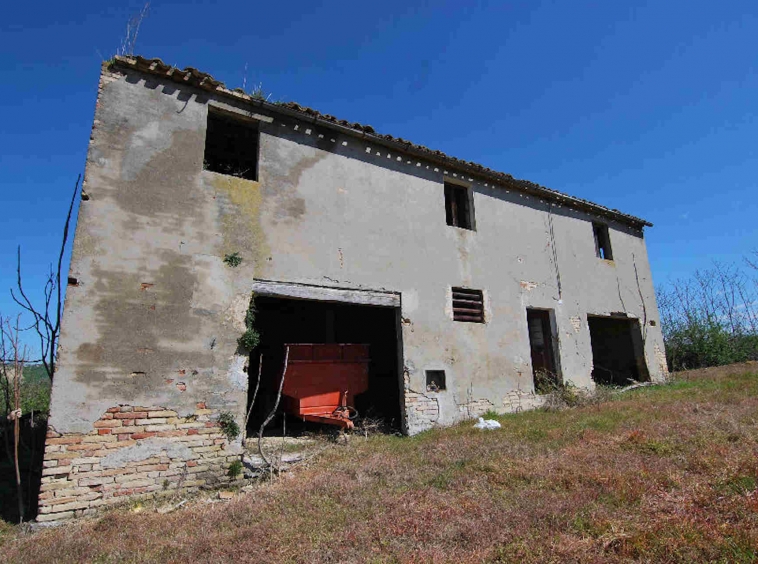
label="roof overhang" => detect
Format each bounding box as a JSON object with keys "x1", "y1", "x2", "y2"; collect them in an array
[{"x1": 110, "y1": 55, "x2": 653, "y2": 229}]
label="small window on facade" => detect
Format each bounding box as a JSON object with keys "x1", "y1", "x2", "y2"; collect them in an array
[
  {"x1": 593, "y1": 222, "x2": 613, "y2": 261},
  {"x1": 444, "y1": 182, "x2": 474, "y2": 230},
  {"x1": 452, "y1": 287, "x2": 484, "y2": 323},
  {"x1": 203, "y1": 110, "x2": 259, "y2": 181},
  {"x1": 426, "y1": 370, "x2": 446, "y2": 392}
]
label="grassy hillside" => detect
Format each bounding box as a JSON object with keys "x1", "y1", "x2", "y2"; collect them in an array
[{"x1": 3, "y1": 364, "x2": 758, "y2": 563}]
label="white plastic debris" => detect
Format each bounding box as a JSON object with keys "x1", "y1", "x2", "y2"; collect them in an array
[{"x1": 473, "y1": 417, "x2": 501, "y2": 430}]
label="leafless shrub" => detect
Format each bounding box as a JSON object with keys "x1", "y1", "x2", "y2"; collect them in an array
[
  {"x1": 257, "y1": 346, "x2": 288, "y2": 471},
  {"x1": 1, "y1": 315, "x2": 29, "y2": 523},
  {"x1": 351, "y1": 415, "x2": 393, "y2": 438},
  {"x1": 11, "y1": 175, "x2": 80, "y2": 381},
  {"x1": 656, "y1": 259, "x2": 758, "y2": 371}
]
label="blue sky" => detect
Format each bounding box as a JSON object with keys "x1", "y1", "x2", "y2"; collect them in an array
[{"x1": 1, "y1": 0, "x2": 757, "y2": 352}]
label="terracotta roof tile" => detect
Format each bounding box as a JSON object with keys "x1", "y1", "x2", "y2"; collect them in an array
[{"x1": 111, "y1": 55, "x2": 652, "y2": 228}]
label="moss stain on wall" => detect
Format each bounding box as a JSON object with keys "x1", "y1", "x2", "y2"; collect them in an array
[{"x1": 211, "y1": 174, "x2": 270, "y2": 271}]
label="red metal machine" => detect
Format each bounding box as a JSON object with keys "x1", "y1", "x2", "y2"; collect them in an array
[{"x1": 281, "y1": 343, "x2": 369, "y2": 429}]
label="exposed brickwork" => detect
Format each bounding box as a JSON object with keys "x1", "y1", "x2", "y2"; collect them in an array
[
  {"x1": 502, "y1": 389, "x2": 546, "y2": 413},
  {"x1": 457, "y1": 398, "x2": 495, "y2": 419},
  {"x1": 405, "y1": 390, "x2": 440, "y2": 430},
  {"x1": 403, "y1": 369, "x2": 439, "y2": 433},
  {"x1": 37, "y1": 404, "x2": 241, "y2": 522}
]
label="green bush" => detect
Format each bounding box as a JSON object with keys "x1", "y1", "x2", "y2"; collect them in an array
[
  {"x1": 227, "y1": 459, "x2": 243, "y2": 479},
  {"x1": 223, "y1": 252, "x2": 243, "y2": 267},
  {"x1": 218, "y1": 412, "x2": 240, "y2": 442},
  {"x1": 237, "y1": 329, "x2": 260, "y2": 350},
  {"x1": 237, "y1": 293, "x2": 260, "y2": 350},
  {"x1": 657, "y1": 261, "x2": 758, "y2": 372},
  {"x1": 664, "y1": 321, "x2": 758, "y2": 372},
  {"x1": 0, "y1": 364, "x2": 51, "y2": 417}
]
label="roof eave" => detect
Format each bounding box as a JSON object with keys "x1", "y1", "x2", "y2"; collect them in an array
[{"x1": 109, "y1": 55, "x2": 653, "y2": 229}]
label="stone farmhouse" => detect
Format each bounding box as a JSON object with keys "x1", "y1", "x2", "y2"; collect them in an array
[{"x1": 38, "y1": 56, "x2": 668, "y2": 521}]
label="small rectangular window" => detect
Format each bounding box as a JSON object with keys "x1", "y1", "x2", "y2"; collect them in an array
[
  {"x1": 593, "y1": 222, "x2": 613, "y2": 261},
  {"x1": 203, "y1": 110, "x2": 259, "y2": 180},
  {"x1": 426, "y1": 370, "x2": 446, "y2": 391},
  {"x1": 452, "y1": 287, "x2": 484, "y2": 323},
  {"x1": 444, "y1": 183, "x2": 474, "y2": 230}
]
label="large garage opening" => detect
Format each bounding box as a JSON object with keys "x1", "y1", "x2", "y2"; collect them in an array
[
  {"x1": 588, "y1": 315, "x2": 650, "y2": 386},
  {"x1": 246, "y1": 295, "x2": 402, "y2": 436}
]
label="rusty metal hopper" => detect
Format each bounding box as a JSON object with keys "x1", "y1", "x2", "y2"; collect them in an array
[{"x1": 281, "y1": 343, "x2": 369, "y2": 429}]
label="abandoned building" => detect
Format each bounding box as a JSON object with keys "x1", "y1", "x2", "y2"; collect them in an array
[{"x1": 38, "y1": 55, "x2": 668, "y2": 521}]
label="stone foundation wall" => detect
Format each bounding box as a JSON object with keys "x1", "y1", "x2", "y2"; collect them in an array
[{"x1": 38, "y1": 403, "x2": 241, "y2": 522}]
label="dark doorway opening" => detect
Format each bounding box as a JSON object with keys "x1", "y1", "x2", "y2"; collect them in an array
[
  {"x1": 526, "y1": 308, "x2": 561, "y2": 393},
  {"x1": 247, "y1": 296, "x2": 402, "y2": 435},
  {"x1": 588, "y1": 316, "x2": 650, "y2": 386}
]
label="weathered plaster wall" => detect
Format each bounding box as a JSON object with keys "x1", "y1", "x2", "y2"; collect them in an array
[
  {"x1": 41, "y1": 62, "x2": 667, "y2": 518},
  {"x1": 40, "y1": 65, "x2": 252, "y2": 520},
  {"x1": 247, "y1": 109, "x2": 668, "y2": 433}
]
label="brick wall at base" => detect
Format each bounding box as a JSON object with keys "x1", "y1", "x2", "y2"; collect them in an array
[
  {"x1": 502, "y1": 390, "x2": 546, "y2": 413},
  {"x1": 405, "y1": 389, "x2": 440, "y2": 430},
  {"x1": 457, "y1": 398, "x2": 495, "y2": 419},
  {"x1": 38, "y1": 403, "x2": 240, "y2": 522}
]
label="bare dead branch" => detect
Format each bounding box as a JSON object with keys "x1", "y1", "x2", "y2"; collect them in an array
[
  {"x1": 3, "y1": 314, "x2": 28, "y2": 522},
  {"x1": 258, "y1": 346, "x2": 289, "y2": 468},
  {"x1": 614, "y1": 381, "x2": 657, "y2": 394},
  {"x1": 118, "y1": 3, "x2": 150, "y2": 56},
  {"x1": 243, "y1": 353, "x2": 263, "y2": 436},
  {"x1": 11, "y1": 175, "x2": 80, "y2": 382}
]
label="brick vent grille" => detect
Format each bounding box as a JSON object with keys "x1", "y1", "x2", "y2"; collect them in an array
[{"x1": 452, "y1": 288, "x2": 484, "y2": 323}]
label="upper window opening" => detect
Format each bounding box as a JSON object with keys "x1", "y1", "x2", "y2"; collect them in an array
[
  {"x1": 444, "y1": 182, "x2": 474, "y2": 230},
  {"x1": 452, "y1": 287, "x2": 484, "y2": 323},
  {"x1": 593, "y1": 222, "x2": 613, "y2": 261},
  {"x1": 203, "y1": 111, "x2": 259, "y2": 181}
]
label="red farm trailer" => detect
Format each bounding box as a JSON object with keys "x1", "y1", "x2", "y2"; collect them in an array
[{"x1": 280, "y1": 343, "x2": 370, "y2": 429}]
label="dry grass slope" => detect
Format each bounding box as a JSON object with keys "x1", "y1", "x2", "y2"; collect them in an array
[{"x1": 2, "y1": 363, "x2": 758, "y2": 563}]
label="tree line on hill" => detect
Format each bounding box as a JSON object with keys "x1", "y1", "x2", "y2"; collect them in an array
[{"x1": 656, "y1": 253, "x2": 758, "y2": 372}]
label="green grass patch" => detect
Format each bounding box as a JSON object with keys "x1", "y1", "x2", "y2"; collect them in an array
[{"x1": 717, "y1": 475, "x2": 758, "y2": 496}]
